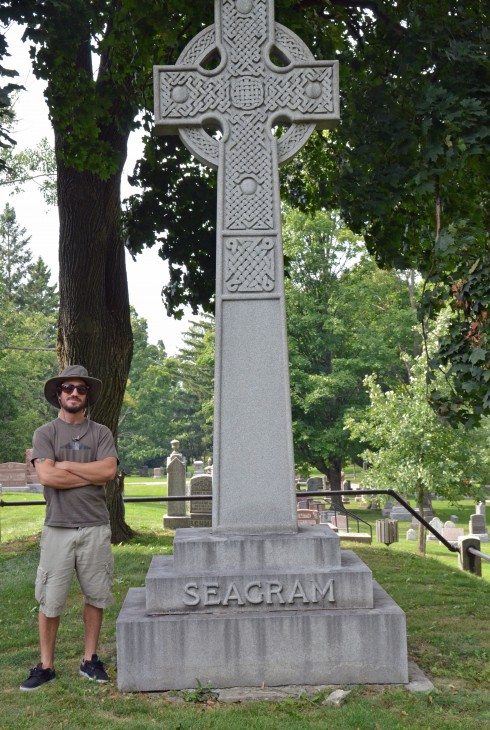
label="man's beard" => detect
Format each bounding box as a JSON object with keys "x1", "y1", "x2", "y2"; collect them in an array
[{"x1": 63, "y1": 401, "x2": 85, "y2": 414}]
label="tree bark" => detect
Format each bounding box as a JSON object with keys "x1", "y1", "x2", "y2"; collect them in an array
[
  {"x1": 55, "y1": 130, "x2": 134, "y2": 542},
  {"x1": 327, "y1": 456, "x2": 344, "y2": 509},
  {"x1": 416, "y1": 480, "x2": 426, "y2": 555}
]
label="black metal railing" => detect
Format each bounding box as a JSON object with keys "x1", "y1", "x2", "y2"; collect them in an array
[{"x1": 1, "y1": 487, "x2": 488, "y2": 573}]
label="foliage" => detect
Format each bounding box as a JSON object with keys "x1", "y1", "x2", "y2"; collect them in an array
[
  {"x1": 124, "y1": 136, "x2": 217, "y2": 318},
  {"x1": 0, "y1": 202, "x2": 32, "y2": 302},
  {"x1": 0, "y1": 302, "x2": 56, "y2": 461},
  {"x1": 0, "y1": 28, "x2": 21, "y2": 168},
  {"x1": 0, "y1": 203, "x2": 58, "y2": 460},
  {"x1": 117, "y1": 311, "x2": 214, "y2": 472},
  {"x1": 172, "y1": 315, "x2": 215, "y2": 459},
  {"x1": 346, "y1": 313, "x2": 490, "y2": 552},
  {"x1": 283, "y1": 0, "x2": 490, "y2": 424},
  {"x1": 0, "y1": 137, "x2": 57, "y2": 205},
  {"x1": 284, "y1": 205, "x2": 417, "y2": 483},
  {"x1": 15, "y1": 255, "x2": 58, "y2": 317},
  {"x1": 179, "y1": 678, "x2": 219, "y2": 704},
  {"x1": 117, "y1": 309, "x2": 181, "y2": 471}
]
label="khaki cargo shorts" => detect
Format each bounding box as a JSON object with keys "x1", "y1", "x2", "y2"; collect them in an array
[{"x1": 35, "y1": 524, "x2": 114, "y2": 617}]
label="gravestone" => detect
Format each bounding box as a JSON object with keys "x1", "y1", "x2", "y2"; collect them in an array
[
  {"x1": 163, "y1": 440, "x2": 191, "y2": 530},
  {"x1": 427, "y1": 516, "x2": 444, "y2": 540},
  {"x1": 441, "y1": 526, "x2": 465, "y2": 546},
  {"x1": 307, "y1": 476, "x2": 324, "y2": 492},
  {"x1": 189, "y1": 473, "x2": 213, "y2": 527},
  {"x1": 117, "y1": 0, "x2": 408, "y2": 691},
  {"x1": 381, "y1": 499, "x2": 394, "y2": 517},
  {"x1": 476, "y1": 501, "x2": 486, "y2": 518},
  {"x1": 406, "y1": 528, "x2": 417, "y2": 541},
  {"x1": 469, "y1": 513, "x2": 488, "y2": 543},
  {"x1": 390, "y1": 505, "x2": 413, "y2": 522},
  {"x1": 297, "y1": 508, "x2": 320, "y2": 525},
  {"x1": 193, "y1": 460, "x2": 205, "y2": 475}
]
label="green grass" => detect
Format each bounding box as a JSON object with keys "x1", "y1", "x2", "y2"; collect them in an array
[{"x1": 1, "y1": 492, "x2": 489, "y2": 729}]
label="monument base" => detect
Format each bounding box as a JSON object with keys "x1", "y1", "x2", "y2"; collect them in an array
[
  {"x1": 117, "y1": 581, "x2": 408, "y2": 691},
  {"x1": 117, "y1": 526, "x2": 408, "y2": 691}
]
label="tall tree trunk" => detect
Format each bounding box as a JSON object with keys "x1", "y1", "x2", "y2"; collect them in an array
[
  {"x1": 55, "y1": 131, "x2": 134, "y2": 543},
  {"x1": 327, "y1": 456, "x2": 343, "y2": 509},
  {"x1": 416, "y1": 480, "x2": 426, "y2": 555}
]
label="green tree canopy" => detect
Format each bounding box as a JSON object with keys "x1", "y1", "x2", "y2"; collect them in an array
[
  {"x1": 346, "y1": 312, "x2": 490, "y2": 552},
  {"x1": 284, "y1": 205, "x2": 417, "y2": 486}
]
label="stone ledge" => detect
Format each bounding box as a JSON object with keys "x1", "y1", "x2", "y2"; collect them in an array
[
  {"x1": 116, "y1": 581, "x2": 408, "y2": 691},
  {"x1": 172, "y1": 524, "x2": 341, "y2": 572},
  {"x1": 145, "y1": 549, "x2": 373, "y2": 613}
]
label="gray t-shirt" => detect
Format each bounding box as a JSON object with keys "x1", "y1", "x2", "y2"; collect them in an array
[{"x1": 31, "y1": 418, "x2": 118, "y2": 528}]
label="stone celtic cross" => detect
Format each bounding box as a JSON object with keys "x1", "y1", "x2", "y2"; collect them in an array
[{"x1": 154, "y1": 0, "x2": 339, "y2": 534}]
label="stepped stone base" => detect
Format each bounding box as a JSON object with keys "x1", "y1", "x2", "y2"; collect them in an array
[
  {"x1": 116, "y1": 581, "x2": 408, "y2": 691},
  {"x1": 145, "y1": 549, "x2": 373, "y2": 613}
]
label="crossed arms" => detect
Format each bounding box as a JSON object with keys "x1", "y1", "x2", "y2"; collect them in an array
[{"x1": 34, "y1": 457, "x2": 118, "y2": 489}]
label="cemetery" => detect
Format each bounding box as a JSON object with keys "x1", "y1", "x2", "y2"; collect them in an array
[{"x1": 0, "y1": 0, "x2": 489, "y2": 727}]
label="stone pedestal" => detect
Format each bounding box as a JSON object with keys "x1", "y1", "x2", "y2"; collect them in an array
[{"x1": 117, "y1": 526, "x2": 408, "y2": 691}]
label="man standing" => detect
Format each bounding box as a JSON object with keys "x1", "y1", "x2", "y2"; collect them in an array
[{"x1": 20, "y1": 365, "x2": 118, "y2": 691}]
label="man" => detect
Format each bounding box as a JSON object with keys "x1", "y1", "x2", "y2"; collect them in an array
[{"x1": 20, "y1": 365, "x2": 118, "y2": 691}]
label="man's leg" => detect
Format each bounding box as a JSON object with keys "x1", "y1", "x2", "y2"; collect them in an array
[
  {"x1": 39, "y1": 612, "x2": 60, "y2": 669},
  {"x1": 83, "y1": 604, "x2": 103, "y2": 661}
]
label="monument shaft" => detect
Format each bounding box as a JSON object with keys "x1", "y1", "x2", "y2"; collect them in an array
[{"x1": 154, "y1": 0, "x2": 339, "y2": 533}]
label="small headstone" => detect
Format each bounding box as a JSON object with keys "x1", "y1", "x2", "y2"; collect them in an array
[
  {"x1": 406, "y1": 528, "x2": 417, "y2": 541},
  {"x1": 382, "y1": 499, "x2": 394, "y2": 517},
  {"x1": 469, "y1": 514, "x2": 488, "y2": 542},
  {"x1": 427, "y1": 516, "x2": 444, "y2": 540},
  {"x1": 163, "y1": 440, "x2": 191, "y2": 529},
  {"x1": 193, "y1": 460, "x2": 204, "y2": 475},
  {"x1": 153, "y1": 467, "x2": 161, "y2": 478},
  {"x1": 189, "y1": 473, "x2": 213, "y2": 528},
  {"x1": 390, "y1": 505, "x2": 413, "y2": 522},
  {"x1": 450, "y1": 515, "x2": 458, "y2": 523},
  {"x1": 476, "y1": 501, "x2": 486, "y2": 518},
  {"x1": 441, "y1": 527, "x2": 465, "y2": 546},
  {"x1": 306, "y1": 476, "x2": 323, "y2": 492},
  {"x1": 444, "y1": 520, "x2": 455, "y2": 528},
  {"x1": 296, "y1": 508, "x2": 320, "y2": 525}
]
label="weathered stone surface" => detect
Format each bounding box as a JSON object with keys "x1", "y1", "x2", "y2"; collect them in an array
[
  {"x1": 145, "y1": 550, "x2": 373, "y2": 614},
  {"x1": 154, "y1": 0, "x2": 339, "y2": 534},
  {"x1": 117, "y1": 581, "x2": 408, "y2": 691},
  {"x1": 171, "y1": 525, "x2": 341, "y2": 572}
]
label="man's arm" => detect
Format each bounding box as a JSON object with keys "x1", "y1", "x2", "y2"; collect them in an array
[
  {"x1": 35, "y1": 458, "x2": 92, "y2": 489},
  {"x1": 55, "y1": 457, "x2": 118, "y2": 485}
]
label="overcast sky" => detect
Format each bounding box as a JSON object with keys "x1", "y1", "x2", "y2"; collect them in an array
[{"x1": 1, "y1": 24, "x2": 193, "y2": 353}]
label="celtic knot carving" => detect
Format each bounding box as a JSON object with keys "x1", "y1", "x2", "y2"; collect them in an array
[
  {"x1": 224, "y1": 238, "x2": 275, "y2": 293},
  {"x1": 178, "y1": 26, "x2": 216, "y2": 66},
  {"x1": 273, "y1": 24, "x2": 312, "y2": 63}
]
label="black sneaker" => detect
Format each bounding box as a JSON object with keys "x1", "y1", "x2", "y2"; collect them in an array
[
  {"x1": 79, "y1": 654, "x2": 109, "y2": 683},
  {"x1": 20, "y1": 663, "x2": 56, "y2": 691}
]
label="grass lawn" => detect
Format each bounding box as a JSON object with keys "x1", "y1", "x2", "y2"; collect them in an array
[{"x1": 1, "y1": 489, "x2": 489, "y2": 729}]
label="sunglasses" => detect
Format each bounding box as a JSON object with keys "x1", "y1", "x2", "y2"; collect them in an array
[{"x1": 59, "y1": 383, "x2": 90, "y2": 395}]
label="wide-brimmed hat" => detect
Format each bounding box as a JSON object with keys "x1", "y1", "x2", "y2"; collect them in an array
[{"x1": 44, "y1": 365, "x2": 102, "y2": 408}]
